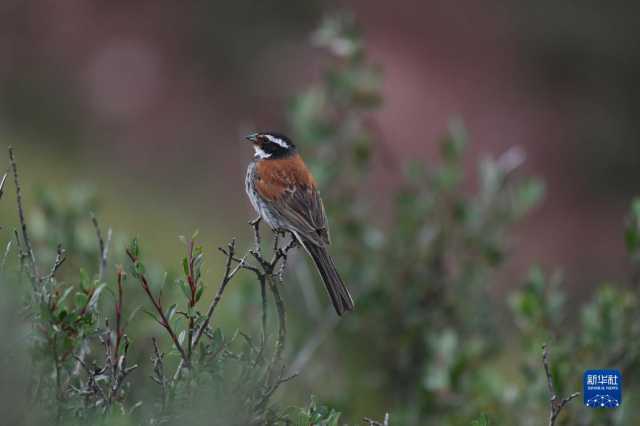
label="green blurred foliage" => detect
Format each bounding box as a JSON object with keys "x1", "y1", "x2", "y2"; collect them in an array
[
  {"x1": 286, "y1": 13, "x2": 639, "y2": 425},
  {"x1": 285, "y1": 396, "x2": 342, "y2": 426}
]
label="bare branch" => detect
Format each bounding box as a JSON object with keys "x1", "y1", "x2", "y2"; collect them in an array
[
  {"x1": 114, "y1": 269, "x2": 125, "y2": 365},
  {"x1": 251, "y1": 217, "x2": 262, "y2": 254},
  {"x1": 159, "y1": 223, "x2": 298, "y2": 416},
  {"x1": 276, "y1": 238, "x2": 297, "y2": 283},
  {"x1": 13, "y1": 229, "x2": 26, "y2": 274},
  {"x1": 91, "y1": 212, "x2": 112, "y2": 282},
  {"x1": 266, "y1": 275, "x2": 286, "y2": 384},
  {"x1": 72, "y1": 354, "x2": 108, "y2": 403},
  {"x1": 363, "y1": 413, "x2": 390, "y2": 426},
  {"x1": 71, "y1": 274, "x2": 137, "y2": 413},
  {"x1": 40, "y1": 244, "x2": 66, "y2": 283},
  {"x1": 173, "y1": 239, "x2": 247, "y2": 381},
  {"x1": 542, "y1": 344, "x2": 580, "y2": 426},
  {"x1": 1, "y1": 240, "x2": 13, "y2": 272},
  {"x1": 127, "y1": 249, "x2": 189, "y2": 366},
  {"x1": 195, "y1": 239, "x2": 244, "y2": 347},
  {"x1": 151, "y1": 337, "x2": 168, "y2": 412},
  {"x1": 0, "y1": 170, "x2": 8, "y2": 201},
  {"x1": 9, "y1": 146, "x2": 38, "y2": 280}
]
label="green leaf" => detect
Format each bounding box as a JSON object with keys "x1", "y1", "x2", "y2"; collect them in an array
[
  {"x1": 87, "y1": 283, "x2": 107, "y2": 310},
  {"x1": 129, "y1": 238, "x2": 140, "y2": 258},
  {"x1": 79, "y1": 269, "x2": 91, "y2": 292},
  {"x1": 625, "y1": 227, "x2": 639, "y2": 254},
  {"x1": 57, "y1": 309, "x2": 68, "y2": 321},
  {"x1": 441, "y1": 118, "x2": 467, "y2": 163},
  {"x1": 134, "y1": 261, "x2": 146, "y2": 276},
  {"x1": 178, "y1": 279, "x2": 191, "y2": 300},
  {"x1": 182, "y1": 257, "x2": 190, "y2": 276},
  {"x1": 74, "y1": 292, "x2": 89, "y2": 308},
  {"x1": 142, "y1": 309, "x2": 159, "y2": 324},
  {"x1": 57, "y1": 286, "x2": 74, "y2": 307},
  {"x1": 125, "y1": 305, "x2": 143, "y2": 328},
  {"x1": 514, "y1": 178, "x2": 545, "y2": 216},
  {"x1": 193, "y1": 252, "x2": 204, "y2": 269},
  {"x1": 166, "y1": 304, "x2": 177, "y2": 322},
  {"x1": 471, "y1": 414, "x2": 491, "y2": 426}
]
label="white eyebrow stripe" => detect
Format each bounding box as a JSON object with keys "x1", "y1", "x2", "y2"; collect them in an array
[
  {"x1": 254, "y1": 146, "x2": 272, "y2": 159},
  {"x1": 263, "y1": 134, "x2": 289, "y2": 148}
]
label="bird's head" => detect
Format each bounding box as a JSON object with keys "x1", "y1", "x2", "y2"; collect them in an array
[{"x1": 245, "y1": 132, "x2": 296, "y2": 159}]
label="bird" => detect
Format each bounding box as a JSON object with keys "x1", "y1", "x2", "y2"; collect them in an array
[{"x1": 244, "y1": 131, "x2": 354, "y2": 316}]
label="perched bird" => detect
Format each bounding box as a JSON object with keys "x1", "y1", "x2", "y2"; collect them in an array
[{"x1": 244, "y1": 131, "x2": 354, "y2": 315}]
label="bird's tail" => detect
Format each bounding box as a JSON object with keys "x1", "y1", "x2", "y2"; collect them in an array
[{"x1": 300, "y1": 238, "x2": 354, "y2": 316}]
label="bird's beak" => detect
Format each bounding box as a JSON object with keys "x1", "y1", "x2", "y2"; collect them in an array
[{"x1": 245, "y1": 133, "x2": 259, "y2": 143}]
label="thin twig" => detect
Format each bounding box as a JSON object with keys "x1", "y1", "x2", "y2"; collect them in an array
[
  {"x1": 265, "y1": 275, "x2": 286, "y2": 384},
  {"x1": 251, "y1": 217, "x2": 262, "y2": 254},
  {"x1": 13, "y1": 229, "x2": 26, "y2": 274},
  {"x1": 91, "y1": 212, "x2": 111, "y2": 282},
  {"x1": 1, "y1": 240, "x2": 13, "y2": 272},
  {"x1": 248, "y1": 229, "x2": 297, "y2": 411},
  {"x1": 126, "y1": 249, "x2": 189, "y2": 366},
  {"x1": 151, "y1": 337, "x2": 168, "y2": 412},
  {"x1": 542, "y1": 344, "x2": 580, "y2": 426},
  {"x1": 0, "y1": 171, "x2": 8, "y2": 201},
  {"x1": 204, "y1": 224, "x2": 298, "y2": 412},
  {"x1": 260, "y1": 274, "x2": 268, "y2": 356},
  {"x1": 173, "y1": 239, "x2": 247, "y2": 381},
  {"x1": 363, "y1": 413, "x2": 390, "y2": 426},
  {"x1": 276, "y1": 238, "x2": 297, "y2": 283},
  {"x1": 9, "y1": 146, "x2": 38, "y2": 280},
  {"x1": 114, "y1": 269, "x2": 125, "y2": 365},
  {"x1": 73, "y1": 354, "x2": 108, "y2": 403},
  {"x1": 195, "y1": 239, "x2": 245, "y2": 346},
  {"x1": 165, "y1": 223, "x2": 297, "y2": 415},
  {"x1": 40, "y1": 244, "x2": 66, "y2": 283},
  {"x1": 71, "y1": 276, "x2": 137, "y2": 412}
]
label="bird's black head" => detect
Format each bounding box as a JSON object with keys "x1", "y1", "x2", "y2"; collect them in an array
[{"x1": 245, "y1": 132, "x2": 296, "y2": 159}]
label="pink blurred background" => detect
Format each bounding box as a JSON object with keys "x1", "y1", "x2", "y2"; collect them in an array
[{"x1": 1, "y1": 0, "x2": 638, "y2": 292}]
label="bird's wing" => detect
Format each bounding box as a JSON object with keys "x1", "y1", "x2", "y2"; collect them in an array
[
  {"x1": 255, "y1": 155, "x2": 330, "y2": 246},
  {"x1": 272, "y1": 184, "x2": 330, "y2": 246}
]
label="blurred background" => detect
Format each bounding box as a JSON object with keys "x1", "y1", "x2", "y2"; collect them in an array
[
  {"x1": 1, "y1": 1, "x2": 639, "y2": 424},
  {"x1": 1, "y1": 0, "x2": 638, "y2": 285}
]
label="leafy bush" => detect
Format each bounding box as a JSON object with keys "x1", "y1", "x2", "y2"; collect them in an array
[{"x1": 287, "y1": 14, "x2": 639, "y2": 425}]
